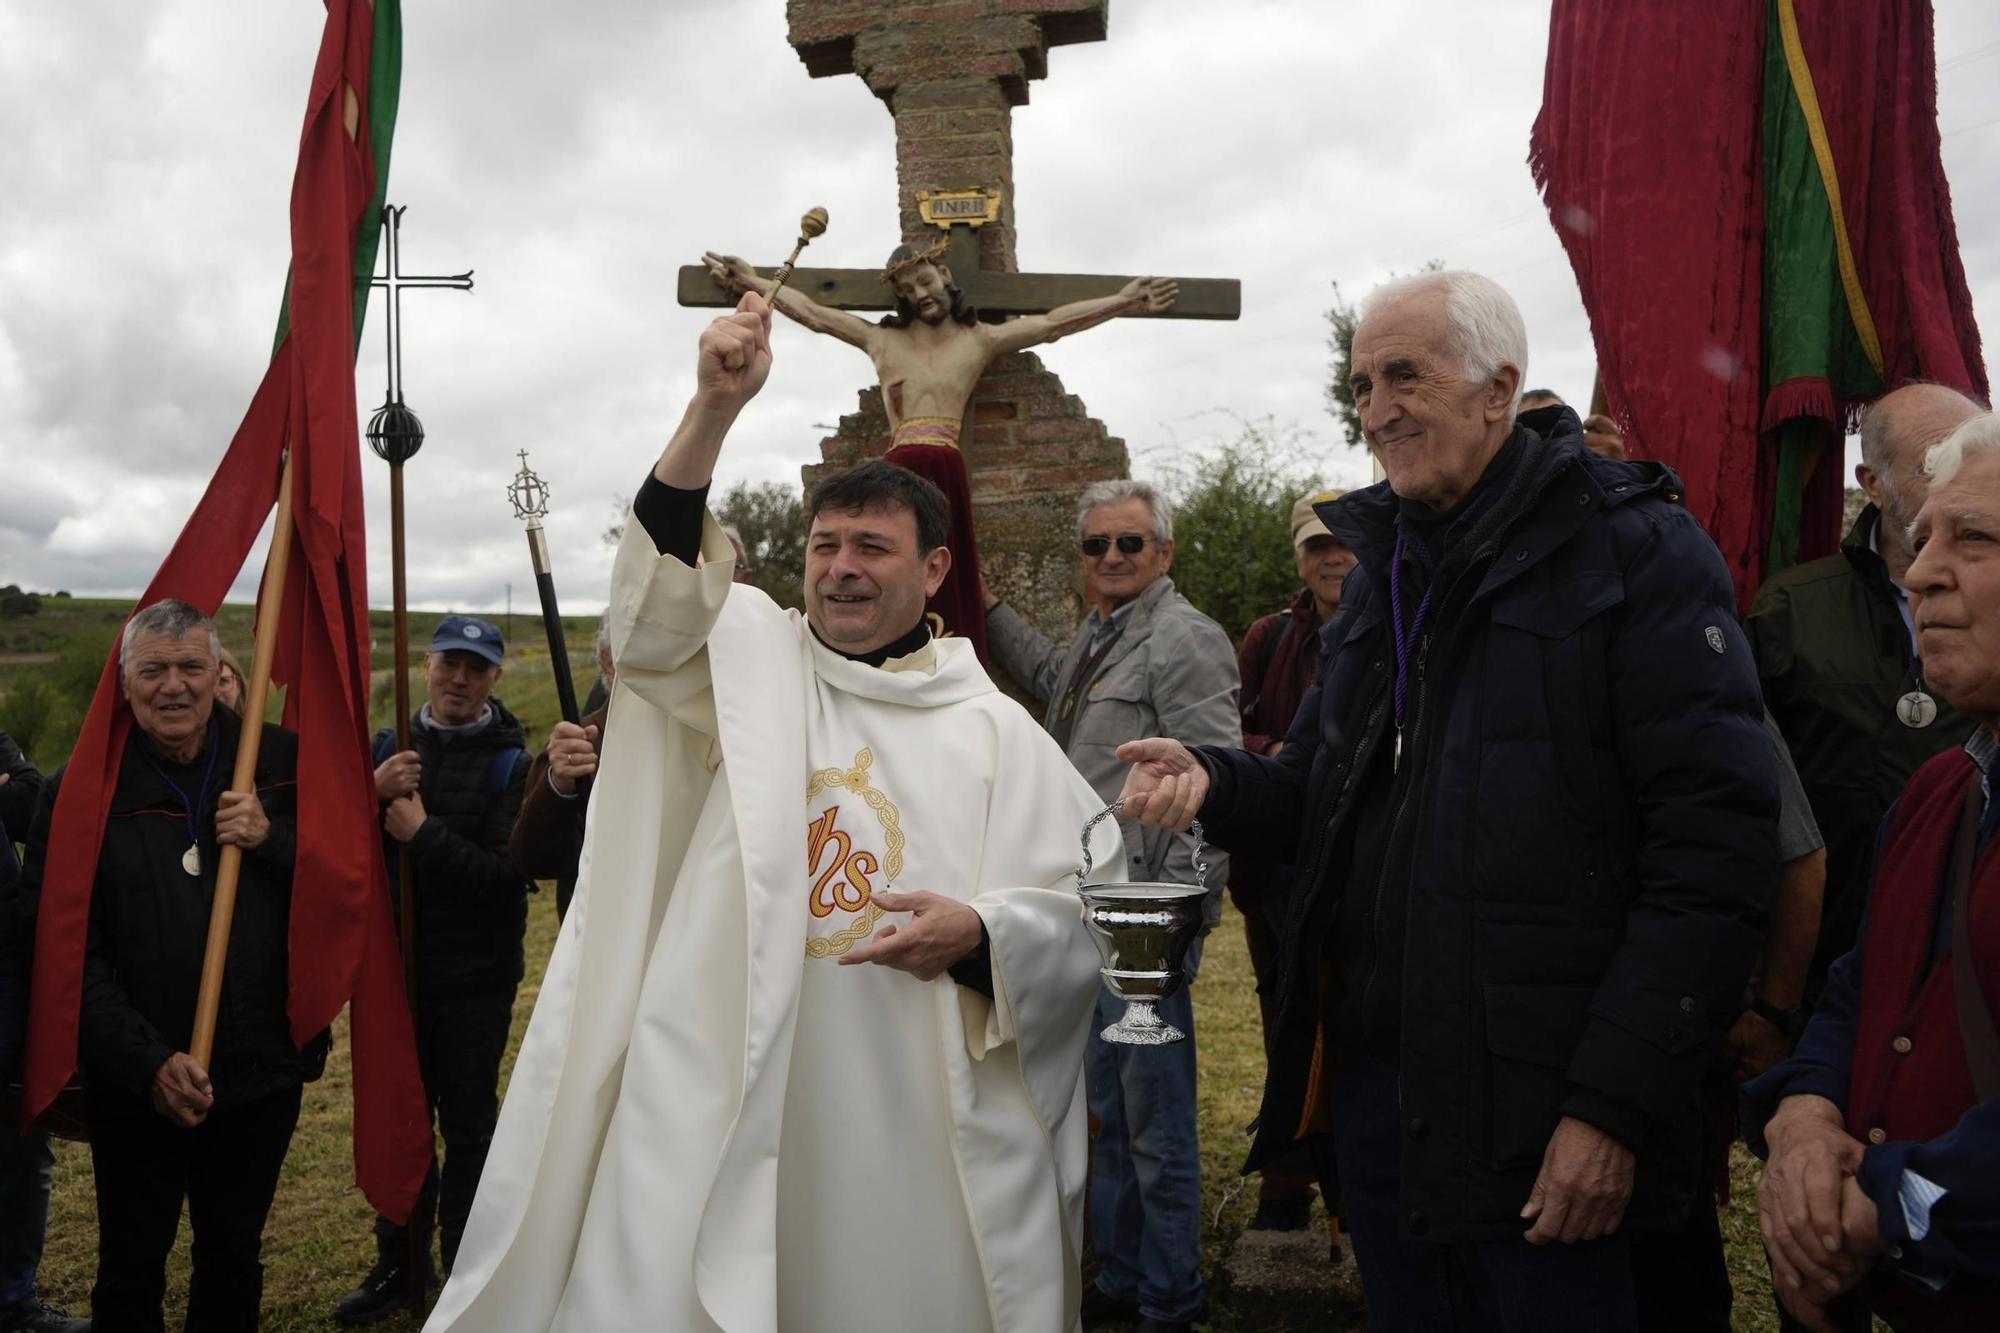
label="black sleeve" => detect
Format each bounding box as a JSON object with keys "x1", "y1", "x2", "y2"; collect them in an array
[
  {"x1": 17, "y1": 781, "x2": 178, "y2": 1095},
  {"x1": 634, "y1": 473, "x2": 712, "y2": 564},
  {"x1": 947, "y1": 922, "x2": 995, "y2": 999},
  {"x1": 0, "y1": 731, "x2": 46, "y2": 838},
  {"x1": 1560, "y1": 508, "x2": 1778, "y2": 1137}
]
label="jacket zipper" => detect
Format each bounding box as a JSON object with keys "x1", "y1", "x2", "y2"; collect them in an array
[{"x1": 1356, "y1": 543, "x2": 1496, "y2": 1053}]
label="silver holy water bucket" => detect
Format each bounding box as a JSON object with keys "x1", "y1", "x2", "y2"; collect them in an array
[{"x1": 1074, "y1": 799, "x2": 1209, "y2": 1045}]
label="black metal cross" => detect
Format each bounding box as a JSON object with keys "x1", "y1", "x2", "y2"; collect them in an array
[{"x1": 370, "y1": 204, "x2": 474, "y2": 404}]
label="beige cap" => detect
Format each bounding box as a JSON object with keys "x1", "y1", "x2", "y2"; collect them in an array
[{"x1": 1291, "y1": 489, "x2": 1344, "y2": 547}]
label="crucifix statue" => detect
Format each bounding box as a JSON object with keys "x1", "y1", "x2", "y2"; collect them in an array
[
  {"x1": 677, "y1": 0, "x2": 1239, "y2": 658},
  {"x1": 699, "y1": 231, "x2": 1186, "y2": 659}
]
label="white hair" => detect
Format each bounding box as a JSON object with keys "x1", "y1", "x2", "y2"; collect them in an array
[
  {"x1": 120, "y1": 598, "x2": 222, "y2": 678},
  {"x1": 1921, "y1": 411, "x2": 2000, "y2": 489},
  {"x1": 1362, "y1": 270, "x2": 1530, "y2": 419},
  {"x1": 1076, "y1": 479, "x2": 1174, "y2": 544}
]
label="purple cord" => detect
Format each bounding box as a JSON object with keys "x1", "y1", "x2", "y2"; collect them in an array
[{"x1": 1389, "y1": 529, "x2": 1434, "y2": 728}]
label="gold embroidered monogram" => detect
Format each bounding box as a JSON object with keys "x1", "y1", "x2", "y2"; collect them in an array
[{"x1": 803, "y1": 748, "x2": 905, "y2": 959}]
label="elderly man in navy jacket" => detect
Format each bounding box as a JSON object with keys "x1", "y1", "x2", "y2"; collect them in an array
[{"x1": 1116, "y1": 270, "x2": 1778, "y2": 1332}]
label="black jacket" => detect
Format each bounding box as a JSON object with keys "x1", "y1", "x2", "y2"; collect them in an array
[
  {"x1": 1745, "y1": 504, "x2": 1974, "y2": 997},
  {"x1": 1, "y1": 729, "x2": 45, "y2": 1078},
  {"x1": 1198, "y1": 409, "x2": 1778, "y2": 1239},
  {"x1": 374, "y1": 699, "x2": 532, "y2": 996},
  {"x1": 19, "y1": 709, "x2": 329, "y2": 1106},
  {"x1": 0, "y1": 729, "x2": 45, "y2": 837}
]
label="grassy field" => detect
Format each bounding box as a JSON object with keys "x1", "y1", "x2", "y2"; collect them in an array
[{"x1": 5, "y1": 596, "x2": 1798, "y2": 1329}]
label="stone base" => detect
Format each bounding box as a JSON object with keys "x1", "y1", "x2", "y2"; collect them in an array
[
  {"x1": 804, "y1": 350, "x2": 1127, "y2": 655},
  {"x1": 1223, "y1": 1225, "x2": 1368, "y2": 1332}
]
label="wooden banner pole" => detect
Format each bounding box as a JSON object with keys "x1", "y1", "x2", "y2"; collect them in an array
[{"x1": 189, "y1": 451, "x2": 296, "y2": 1066}]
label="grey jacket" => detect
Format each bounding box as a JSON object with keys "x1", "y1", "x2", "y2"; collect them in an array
[{"x1": 988, "y1": 575, "x2": 1242, "y2": 931}]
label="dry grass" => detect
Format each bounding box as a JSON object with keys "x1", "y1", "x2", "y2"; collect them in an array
[{"x1": 35, "y1": 893, "x2": 1800, "y2": 1330}]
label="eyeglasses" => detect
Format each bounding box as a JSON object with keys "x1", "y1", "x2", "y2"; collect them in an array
[{"x1": 1080, "y1": 533, "x2": 1152, "y2": 558}]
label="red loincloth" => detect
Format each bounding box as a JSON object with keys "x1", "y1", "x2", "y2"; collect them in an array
[{"x1": 883, "y1": 416, "x2": 988, "y2": 663}]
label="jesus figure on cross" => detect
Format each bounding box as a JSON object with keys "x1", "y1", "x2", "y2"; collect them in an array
[{"x1": 704, "y1": 241, "x2": 1178, "y2": 659}]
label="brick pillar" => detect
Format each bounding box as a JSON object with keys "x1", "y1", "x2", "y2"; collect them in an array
[
  {"x1": 889, "y1": 79, "x2": 1018, "y2": 272},
  {"x1": 787, "y1": 0, "x2": 1119, "y2": 657}
]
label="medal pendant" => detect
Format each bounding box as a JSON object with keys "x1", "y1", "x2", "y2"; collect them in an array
[
  {"x1": 182, "y1": 844, "x2": 201, "y2": 876},
  {"x1": 1393, "y1": 728, "x2": 1403, "y2": 773},
  {"x1": 1896, "y1": 690, "x2": 1938, "y2": 730}
]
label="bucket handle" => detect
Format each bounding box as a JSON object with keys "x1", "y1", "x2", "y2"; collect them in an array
[{"x1": 1076, "y1": 798, "x2": 1207, "y2": 893}]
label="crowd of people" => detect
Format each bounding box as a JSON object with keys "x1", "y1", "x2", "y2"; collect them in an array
[{"x1": 0, "y1": 266, "x2": 1995, "y2": 1332}]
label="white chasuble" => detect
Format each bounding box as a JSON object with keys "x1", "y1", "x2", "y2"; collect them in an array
[{"x1": 424, "y1": 514, "x2": 1122, "y2": 1333}]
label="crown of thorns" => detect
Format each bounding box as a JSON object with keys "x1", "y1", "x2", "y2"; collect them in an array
[{"x1": 880, "y1": 236, "x2": 951, "y2": 285}]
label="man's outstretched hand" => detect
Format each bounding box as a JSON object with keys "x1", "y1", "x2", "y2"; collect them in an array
[
  {"x1": 1121, "y1": 276, "x2": 1180, "y2": 313},
  {"x1": 841, "y1": 890, "x2": 984, "y2": 981},
  {"x1": 1114, "y1": 738, "x2": 1209, "y2": 830}
]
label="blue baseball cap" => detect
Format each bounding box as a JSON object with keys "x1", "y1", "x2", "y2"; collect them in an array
[{"x1": 429, "y1": 614, "x2": 505, "y2": 666}]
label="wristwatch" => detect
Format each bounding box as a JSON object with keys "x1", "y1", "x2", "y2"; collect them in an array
[{"x1": 1748, "y1": 997, "x2": 1806, "y2": 1038}]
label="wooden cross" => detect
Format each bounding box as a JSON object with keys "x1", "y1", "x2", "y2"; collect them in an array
[
  {"x1": 677, "y1": 223, "x2": 1239, "y2": 321},
  {"x1": 677, "y1": 0, "x2": 1238, "y2": 322}
]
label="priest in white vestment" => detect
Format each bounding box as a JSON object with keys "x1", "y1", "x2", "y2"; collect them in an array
[{"x1": 424, "y1": 293, "x2": 1123, "y2": 1333}]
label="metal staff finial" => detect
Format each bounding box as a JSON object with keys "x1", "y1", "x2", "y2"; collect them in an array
[
  {"x1": 764, "y1": 206, "x2": 829, "y2": 306},
  {"x1": 507, "y1": 449, "x2": 580, "y2": 724},
  {"x1": 507, "y1": 449, "x2": 550, "y2": 524}
]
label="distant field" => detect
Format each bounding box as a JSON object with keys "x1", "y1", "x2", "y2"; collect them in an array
[{"x1": 0, "y1": 596, "x2": 600, "y2": 768}]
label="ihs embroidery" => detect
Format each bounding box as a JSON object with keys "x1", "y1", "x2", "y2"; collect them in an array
[{"x1": 802, "y1": 748, "x2": 906, "y2": 959}]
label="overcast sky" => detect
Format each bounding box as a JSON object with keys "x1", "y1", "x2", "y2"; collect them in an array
[{"x1": 3, "y1": 0, "x2": 1997, "y2": 614}]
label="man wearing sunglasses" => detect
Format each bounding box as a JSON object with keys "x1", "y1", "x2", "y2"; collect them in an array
[{"x1": 986, "y1": 480, "x2": 1241, "y2": 1333}]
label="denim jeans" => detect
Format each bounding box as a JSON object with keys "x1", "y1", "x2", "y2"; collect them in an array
[
  {"x1": 0, "y1": 1126, "x2": 54, "y2": 1310},
  {"x1": 1086, "y1": 982, "x2": 1204, "y2": 1323},
  {"x1": 1330, "y1": 1057, "x2": 1638, "y2": 1333}
]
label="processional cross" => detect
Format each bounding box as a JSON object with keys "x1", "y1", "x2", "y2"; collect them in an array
[
  {"x1": 370, "y1": 204, "x2": 476, "y2": 412},
  {"x1": 360, "y1": 203, "x2": 472, "y2": 1319}
]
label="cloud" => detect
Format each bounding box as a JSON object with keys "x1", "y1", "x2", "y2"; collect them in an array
[{"x1": 3, "y1": 0, "x2": 1996, "y2": 613}]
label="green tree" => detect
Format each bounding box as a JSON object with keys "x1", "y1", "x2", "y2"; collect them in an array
[
  {"x1": 715, "y1": 480, "x2": 809, "y2": 610},
  {"x1": 1324, "y1": 260, "x2": 1445, "y2": 447},
  {"x1": 604, "y1": 479, "x2": 809, "y2": 610},
  {"x1": 1155, "y1": 419, "x2": 1326, "y2": 643},
  {"x1": 0, "y1": 586, "x2": 42, "y2": 619},
  {"x1": 0, "y1": 674, "x2": 66, "y2": 761}
]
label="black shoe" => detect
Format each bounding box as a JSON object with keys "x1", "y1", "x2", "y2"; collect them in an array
[
  {"x1": 333, "y1": 1255, "x2": 433, "y2": 1326},
  {"x1": 0, "y1": 1302, "x2": 89, "y2": 1333},
  {"x1": 1132, "y1": 1319, "x2": 1195, "y2": 1333},
  {"x1": 1247, "y1": 1196, "x2": 1314, "y2": 1231},
  {"x1": 1079, "y1": 1281, "x2": 1141, "y2": 1327}
]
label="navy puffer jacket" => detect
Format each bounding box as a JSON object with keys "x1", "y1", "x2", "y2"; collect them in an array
[
  {"x1": 1197, "y1": 408, "x2": 1778, "y2": 1240},
  {"x1": 374, "y1": 699, "x2": 532, "y2": 997}
]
